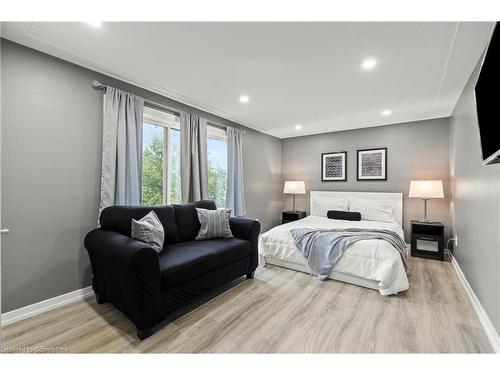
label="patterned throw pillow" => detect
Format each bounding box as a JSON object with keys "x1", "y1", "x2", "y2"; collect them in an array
[
  {"x1": 195, "y1": 208, "x2": 233, "y2": 240},
  {"x1": 131, "y1": 211, "x2": 165, "y2": 253}
]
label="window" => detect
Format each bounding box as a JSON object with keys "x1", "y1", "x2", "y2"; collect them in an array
[
  {"x1": 141, "y1": 106, "x2": 227, "y2": 208},
  {"x1": 207, "y1": 126, "x2": 228, "y2": 208},
  {"x1": 141, "y1": 106, "x2": 181, "y2": 205}
]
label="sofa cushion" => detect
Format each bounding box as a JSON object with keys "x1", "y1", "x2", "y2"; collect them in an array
[
  {"x1": 100, "y1": 205, "x2": 180, "y2": 247},
  {"x1": 173, "y1": 200, "x2": 217, "y2": 241},
  {"x1": 195, "y1": 208, "x2": 233, "y2": 240},
  {"x1": 159, "y1": 238, "x2": 251, "y2": 289},
  {"x1": 131, "y1": 211, "x2": 165, "y2": 252}
]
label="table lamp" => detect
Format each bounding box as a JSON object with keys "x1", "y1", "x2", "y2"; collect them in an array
[
  {"x1": 283, "y1": 181, "x2": 306, "y2": 212},
  {"x1": 409, "y1": 180, "x2": 444, "y2": 222}
]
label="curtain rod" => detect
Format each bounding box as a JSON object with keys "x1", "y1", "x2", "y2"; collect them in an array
[
  {"x1": 92, "y1": 80, "x2": 244, "y2": 133},
  {"x1": 93, "y1": 80, "x2": 180, "y2": 116}
]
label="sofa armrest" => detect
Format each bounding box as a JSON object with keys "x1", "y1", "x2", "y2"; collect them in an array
[
  {"x1": 84, "y1": 229, "x2": 163, "y2": 330},
  {"x1": 229, "y1": 217, "x2": 261, "y2": 270}
]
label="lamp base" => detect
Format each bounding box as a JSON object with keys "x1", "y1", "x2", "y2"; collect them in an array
[{"x1": 420, "y1": 198, "x2": 431, "y2": 223}]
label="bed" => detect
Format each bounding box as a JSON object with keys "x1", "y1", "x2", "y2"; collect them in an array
[{"x1": 258, "y1": 191, "x2": 410, "y2": 295}]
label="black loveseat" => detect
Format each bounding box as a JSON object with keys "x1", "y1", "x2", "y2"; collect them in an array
[{"x1": 84, "y1": 200, "x2": 260, "y2": 340}]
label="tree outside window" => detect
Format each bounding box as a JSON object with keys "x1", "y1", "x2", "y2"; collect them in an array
[{"x1": 142, "y1": 123, "x2": 164, "y2": 206}]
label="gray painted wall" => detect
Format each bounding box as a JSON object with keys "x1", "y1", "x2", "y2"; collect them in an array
[
  {"x1": 1, "y1": 40, "x2": 282, "y2": 312},
  {"x1": 282, "y1": 118, "x2": 450, "y2": 240},
  {"x1": 449, "y1": 55, "x2": 500, "y2": 334}
]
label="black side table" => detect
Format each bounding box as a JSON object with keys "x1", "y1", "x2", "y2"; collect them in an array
[
  {"x1": 282, "y1": 211, "x2": 306, "y2": 224},
  {"x1": 411, "y1": 220, "x2": 444, "y2": 261}
]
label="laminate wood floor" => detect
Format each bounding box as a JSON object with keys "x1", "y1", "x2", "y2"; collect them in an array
[{"x1": 0, "y1": 256, "x2": 493, "y2": 353}]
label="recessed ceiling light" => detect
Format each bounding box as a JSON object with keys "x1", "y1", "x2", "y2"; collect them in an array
[
  {"x1": 361, "y1": 58, "x2": 377, "y2": 70},
  {"x1": 239, "y1": 95, "x2": 250, "y2": 103},
  {"x1": 86, "y1": 21, "x2": 102, "y2": 27},
  {"x1": 382, "y1": 109, "x2": 392, "y2": 116},
  {"x1": 294, "y1": 124, "x2": 303, "y2": 130}
]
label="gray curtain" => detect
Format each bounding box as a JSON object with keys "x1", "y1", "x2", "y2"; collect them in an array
[
  {"x1": 226, "y1": 127, "x2": 246, "y2": 216},
  {"x1": 98, "y1": 87, "x2": 144, "y2": 217},
  {"x1": 180, "y1": 112, "x2": 208, "y2": 203}
]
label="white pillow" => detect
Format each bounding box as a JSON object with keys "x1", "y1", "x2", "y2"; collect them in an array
[
  {"x1": 310, "y1": 195, "x2": 348, "y2": 217},
  {"x1": 348, "y1": 197, "x2": 395, "y2": 223}
]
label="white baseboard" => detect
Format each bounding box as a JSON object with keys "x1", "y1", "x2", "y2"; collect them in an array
[
  {"x1": 1, "y1": 286, "x2": 94, "y2": 327},
  {"x1": 450, "y1": 252, "x2": 500, "y2": 353}
]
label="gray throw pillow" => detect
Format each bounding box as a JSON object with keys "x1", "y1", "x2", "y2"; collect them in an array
[
  {"x1": 131, "y1": 211, "x2": 165, "y2": 253},
  {"x1": 195, "y1": 208, "x2": 233, "y2": 240}
]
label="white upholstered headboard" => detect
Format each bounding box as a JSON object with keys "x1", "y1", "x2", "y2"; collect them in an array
[{"x1": 309, "y1": 191, "x2": 403, "y2": 226}]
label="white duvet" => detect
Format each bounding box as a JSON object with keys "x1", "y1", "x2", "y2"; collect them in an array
[{"x1": 258, "y1": 215, "x2": 409, "y2": 295}]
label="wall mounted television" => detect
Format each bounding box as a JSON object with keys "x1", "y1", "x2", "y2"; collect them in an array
[{"x1": 475, "y1": 23, "x2": 500, "y2": 165}]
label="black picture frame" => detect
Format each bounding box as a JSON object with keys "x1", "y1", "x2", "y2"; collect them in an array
[
  {"x1": 321, "y1": 151, "x2": 347, "y2": 182},
  {"x1": 356, "y1": 147, "x2": 387, "y2": 181}
]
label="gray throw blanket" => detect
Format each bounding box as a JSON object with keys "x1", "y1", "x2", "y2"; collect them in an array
[{"x1": 290, "y1": 228, "x2": 407, "y2": 280}]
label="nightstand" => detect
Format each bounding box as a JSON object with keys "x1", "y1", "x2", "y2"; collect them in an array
[
  {"x1": 411, "y1": 220, "x2": 444, "y2": 261},
  {"x1": 282, "y1": 211, "x2": 306, "y2": 224}
]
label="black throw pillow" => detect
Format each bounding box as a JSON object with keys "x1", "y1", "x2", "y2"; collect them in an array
[{"x1": 327, "y1": 210, "x2": 361, "y2": 221}]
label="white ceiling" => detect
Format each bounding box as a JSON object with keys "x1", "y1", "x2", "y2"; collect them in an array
[{"x1": 2, "y1": 22, "x2": 495, "y2": 138}]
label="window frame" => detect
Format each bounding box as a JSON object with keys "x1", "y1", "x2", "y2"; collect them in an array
[
  {"x1": 142, "y1": 108, "x2": 229, "y2": 206},
  {"x1": 207, "y1": 124, "x2": 227, "y2": 142},
  {"x1": 142, "y1": 105, "x2": 180, "y2": 205}
]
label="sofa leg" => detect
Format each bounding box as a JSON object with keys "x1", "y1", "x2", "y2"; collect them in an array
[
  {"x1": 246, "y1": 271, "x2": 255, "y2": 279},
  {"x1": 95, "y1": 294, "x2": 105, "y2": 305},
  {"x1": 137, "y1": 328, "x2": 153, "y2": 340}
]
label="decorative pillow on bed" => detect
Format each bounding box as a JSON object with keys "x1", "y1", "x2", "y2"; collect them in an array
[
  {"x1": 131, "y1": 211, "x2": 165, "y2": 253},
  {"x1": 195, "y1": 208, "x2": 233, "y2": 240},
  {"x1": 348, "y1": 197, "x2": 395, "y2": 223},
  {"x1": 327, "y1": 210, "x2": 361, "y2": 221}
]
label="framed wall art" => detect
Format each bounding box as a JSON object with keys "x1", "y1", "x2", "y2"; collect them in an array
[
  {"x1": 357, "y1": 148, "x2": 387, "y2": 181},
  {"x1": 321, "y1": 151, "x2": 347, "y2": 181}
]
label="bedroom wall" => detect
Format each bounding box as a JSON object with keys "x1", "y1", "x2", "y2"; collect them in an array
[
  {"x1": 282, "y1": 118, "x2": 450, "y2": 240},
  {"x1": 449, "y1": 53, "x2": 500, "y2": 334},
  {"x1": 0, "y1": 39, "x2": 282, "y2": 313}
]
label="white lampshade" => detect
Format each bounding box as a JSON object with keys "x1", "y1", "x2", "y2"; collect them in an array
[
  {"x1": 283, "y1": 181, "x2": 306, "y2": 194},
  {"x1": 409, "y1": 180, "x2": 444, "y2": 199}
]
